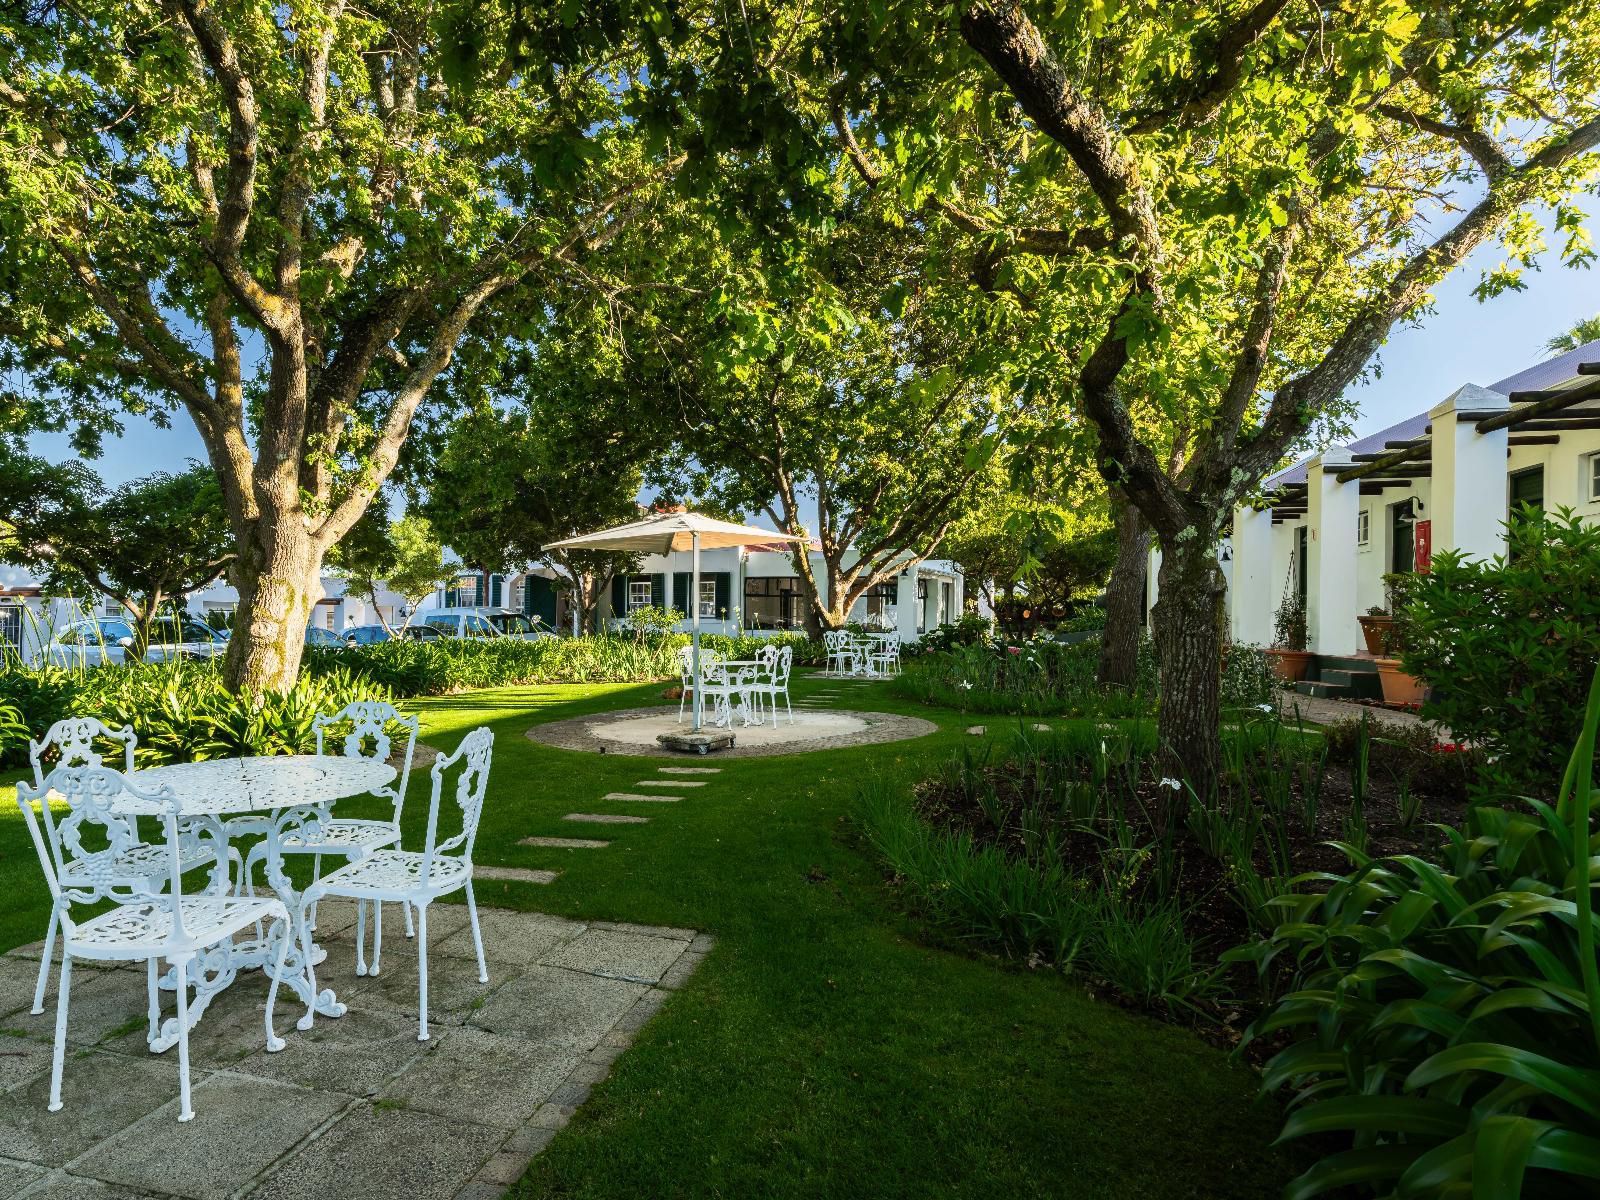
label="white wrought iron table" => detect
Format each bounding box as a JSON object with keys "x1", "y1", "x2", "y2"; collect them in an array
[
  {"x1": 703, "y1": 659, "x2": 765, "y2": 728},
  {"x1": 121, "y1": 754, "x2": 395, "y2": 1044}
]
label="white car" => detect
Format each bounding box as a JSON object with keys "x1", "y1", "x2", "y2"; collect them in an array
[
  {"x1": 39, "y1": 616, "x2": 228, "y2": 667},
  {"x1": 419, "y1": 608, "x2": 556, "y2": 642}
]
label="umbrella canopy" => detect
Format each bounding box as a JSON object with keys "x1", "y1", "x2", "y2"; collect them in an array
[
  {"x1": 545, "y1": 511, "x2": 809, "y2": 554},
  {"x1": 547, "y1": 511, "x2": 808, "y2": 734}
]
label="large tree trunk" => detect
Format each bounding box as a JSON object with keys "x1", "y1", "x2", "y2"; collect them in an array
[
  {"x1": 222, "y1": 520, "x2": 321, "y2": 695},
  {"x1": 1098, "y1": 496, "x2": 1150, "y2": 688},
  {"x1": 1151, "y1": 531, "x2": 1227, "y2": 790}
]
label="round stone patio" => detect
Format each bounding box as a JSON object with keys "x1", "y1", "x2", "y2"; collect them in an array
[{"x1": 526, "y1": 706, "x2": 936, "y2": 758}]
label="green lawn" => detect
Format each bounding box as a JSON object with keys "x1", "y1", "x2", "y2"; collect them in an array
[{"x1": 2, "y1": 673, "x2": 1292, "y2": 1198}]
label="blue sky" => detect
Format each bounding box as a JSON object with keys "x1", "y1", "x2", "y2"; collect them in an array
[{"x1": 30, "y1": 211, "x2": 1598, "y2": 491}]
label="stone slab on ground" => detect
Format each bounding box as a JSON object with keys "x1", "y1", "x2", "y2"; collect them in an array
[
  {"x1": 602, "y1": 793, "x2": 680, "y2": 803},
  {"x1": 634, "y1": 779, "x2": 706, "y2": 788},
  {"x1": 563, "y1": 812, "x2": 650, "y2": 825},
  {"x1": 654, "y1": 767, "x2": 721, "y2": 775},
  {"x1": 518, "y1": 837, "x2": 608, "y2": 849},
  {"x1": 0, "y1": 904, "x2": 705, "y2": 1200},
  {"x1": 1275, "y1": 692, "x2": 1445, "y2": 735},
  {"x1": 473, "y1": 866, "x2": 560, "y2": 885}
]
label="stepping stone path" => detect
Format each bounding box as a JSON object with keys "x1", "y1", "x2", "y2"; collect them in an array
[
  {"x1": 657, "y1": 767, "x2": 721, "y2": 775},
  {"x1": 520, "y1": 836, "x2": 609, "y2": 849},
  {"x1": 604, "y1": 793, "x2": 681, "y2": 803},
  {"x1": 474, "y1": 865, "x2": 560, "y2": 884},
  {"x1": 635, "y1": 779, "x2": 706, "y2": 788},
  {"x1": 565, "y1": 812, "x2": 651, "y2": 825},
  {"x1": 967, "y1": 725, "x2": 987, "y2": 735}
]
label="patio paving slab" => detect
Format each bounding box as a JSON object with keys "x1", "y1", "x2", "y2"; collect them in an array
[
  {"x1": 71, "y1": 1073, "x2": 346, "y2": 1200},
  {"x1": 245, "y1": 1102, "x2": 503, "y2": 1200},
  {"x1": 0, "y1": 905, "x2": 702, "y2": 1199},
  {"x1": 375, "y1": 1026, "x2": 583, "y2": 1128},
  {"x1": 539, "y1": 928, "x2": 688, "y2": 986},
  {"x1": 0, "y1": 1154, "x2": 46, "y2": 1195},
  {"x1": 0, "y1": 1050, "x2": 180, "y2": 1166},
  {"x1": 434, "y1": 909, "x2": 582, "y2": 966},
  {"x1": 469, "y1": 966, "x2": 646, "y2": 1052}
]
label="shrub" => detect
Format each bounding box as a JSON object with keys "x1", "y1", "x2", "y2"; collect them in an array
[
  {"x1": 914, "y1": 614, "x2": 996, "y2": 655},
  {"x1": 0, "y1": 657, "x2": 382, "y2": 768},
  {"x1": 1392, "y1": 510, "x2": 1600, "y2": 790},
  {"x1": 888, "y1": 636, "x2": 1155, "y2": 717},
  {"x1": 1220, "y1": 642, "x2": 1275, "y2": 709},
  {"x1": 303, "y1": 631, "x2": 822, "y2": 697},
  {"x1": 1232, "y1": 669, "x2": 1600, "y2": 1200}
]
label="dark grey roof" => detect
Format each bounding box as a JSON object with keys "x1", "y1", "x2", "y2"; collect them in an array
[{"x1": 1266, "y1": 336, "x2": 1600, "y2": 489}]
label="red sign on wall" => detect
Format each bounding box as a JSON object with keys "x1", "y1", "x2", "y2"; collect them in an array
[{"x1": 1414, "y1": 519, "x2": 1432, "y2": 573}]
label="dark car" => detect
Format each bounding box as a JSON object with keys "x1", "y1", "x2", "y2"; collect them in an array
[{"x1": 342, "y1": 623, "x2": 444, "y2": 646}]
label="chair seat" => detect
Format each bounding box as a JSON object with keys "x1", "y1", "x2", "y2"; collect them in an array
[
  {"x1": 279, "y1": 818, "x2": 400, "y2": 855},
  {"x1": 66, "y1": 896, "x2": 284, "y2": 959},
  {"x1": 60, "y1": 840, "x2": 215, "y2": 888},
  {"x1": 312, "y1": 849, "x2": 470, "y2": 898}
]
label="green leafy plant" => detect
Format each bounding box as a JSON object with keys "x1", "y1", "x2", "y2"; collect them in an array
[
  {"x1": 1272, "y1": 590, "x2": 1308, "y2": 653},
  {"x1": 1232, "y1": 668, "x2": 1600, "y2": 1200},
  {"x1": 1392, "y1": 511, "x2": 1600, "y2": 791},
  {"x1": 889, "y1": 637, "x2": 1155, "y2": 717}
]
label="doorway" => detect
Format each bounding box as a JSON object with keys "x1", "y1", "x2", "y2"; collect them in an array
[{"x1": 1389, "y1": 499, "x2": 1415, "y2": 575}]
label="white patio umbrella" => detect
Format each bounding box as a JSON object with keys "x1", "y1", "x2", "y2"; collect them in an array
[{"x1": 546, "y1": 512, "x2": 808, "y2": 732}]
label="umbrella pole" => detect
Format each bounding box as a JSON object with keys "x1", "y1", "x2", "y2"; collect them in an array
[{"x1": 691, "y1": 532, "x2": 703, "y2": 733}]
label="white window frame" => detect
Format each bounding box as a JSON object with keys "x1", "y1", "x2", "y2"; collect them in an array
[
  {"x1": 627, "y1": 579, "x2": 653, "y2": 612},
  {"x1": 698, "y1": 579, "x2": 717, "y2": 619},
  {"x1": 1356, "y1": 509, "x2": 1370, "y2": 547},
  {"x1": 1587, "y1": 453, "x2": 1600, "y2": 503}
]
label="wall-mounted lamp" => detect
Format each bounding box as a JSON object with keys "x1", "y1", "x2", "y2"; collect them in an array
[{"x1": 1396, "y1": 497, "x2": 1426, "y2": 525}]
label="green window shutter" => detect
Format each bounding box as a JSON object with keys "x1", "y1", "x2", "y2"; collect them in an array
[
  {"x1": 713, "y1": 572, "x2": 730, "y2": 616},
  {"x1": 522, "y1": 577, "x2": 535, "y2": 615},
  {"x1": 673, "y1": 572, "x2": 691, "y2": 613},
  {"x1": 651, "y1": 573, "x2": 666, "y2": 608},
  {"x1": 490, "y1": 574, "x2": 503, "y2": 608},
  {"x1": 610, "y1": 575, "x2": 626, "y2": 615},
  {"x1": 473, "y1": 574, "x2": 485, "y2": 607}
]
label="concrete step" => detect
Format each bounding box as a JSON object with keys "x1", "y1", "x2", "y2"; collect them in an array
[
  {"x1": 1316, "y1": 654, "x2": 1380, "y2": 675},
  {"x1": 1294, "y1": 680, "x2": 1351, "y2": 699},
  {"x1": 1317, "y1": 667, "x2": 1384, "y2": 700}
]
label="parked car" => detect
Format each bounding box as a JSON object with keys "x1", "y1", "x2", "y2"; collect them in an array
[
  {"x1": 341, "y1": 623, "x2": 444, "y2": 646},
  {"x1": 417, "y1": 608, "x2": 504, "y2": 640},
  {"x1": 38, "y1": 615, "x2": 227, "y2": 667},
  {"x1": 206, "y1": 624, "x2": 354, "y2": 649},
  {"x1": 485, "y1": 613, "x2": 557, "y2": 641}
]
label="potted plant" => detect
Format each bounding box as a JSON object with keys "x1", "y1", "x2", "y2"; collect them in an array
[
  {"x1": 1373, "y1": 574, "x2": 1426, "y2": 706},
  {"x1": 1266, "y1": 591, "x2": 1312, "y2": 682},
  {"x1": 1357, "y1": 605, "x2": 1394, "y2": 656}
]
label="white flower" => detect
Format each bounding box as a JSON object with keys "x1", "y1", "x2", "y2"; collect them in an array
[
  {"x1": 1256, "y1": 703, "x2": 1274, "y2": 713},
  {"x1": 958, "y1": 680, "x2": 974, "y2": 691},
  {"x1": 1159, "y1": 777, "x2": 1183, "y2": 791}
]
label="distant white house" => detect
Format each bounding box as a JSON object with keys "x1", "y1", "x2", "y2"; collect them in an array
[
  {"x1": 1225, "y1": 337, "x2": 1600, "y2": 683},
  {"x1": 431, "y1": 543, "x2": 965, "y2": 642},
  {"x1": 0, "y1": 568, "x2": 411, "y2": 661}
]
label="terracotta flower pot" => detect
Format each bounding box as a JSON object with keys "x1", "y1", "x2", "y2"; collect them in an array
[
  {"x1": 1375, "y1": 656, "x2": 1426, "y2": 706},
  {"x1": 1267, "y1": 649, "x2": 1313, "y2": 683},
  {"x1": 1358, "y1": 614, "x2": 1395, "y2": 656}
]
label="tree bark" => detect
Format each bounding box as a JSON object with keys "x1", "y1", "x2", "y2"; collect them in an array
[
  {"x1": 222, "y1": 518, "x2": 320, "y2": 694},
  {"x1": 1150, "y1": 531, "x2": 1227, "y2": 789},
  {"x1": 1097, "y1": 496, "x2": 1150, "y2": 687}
]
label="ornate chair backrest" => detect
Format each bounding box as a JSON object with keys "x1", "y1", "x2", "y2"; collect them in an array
[
  {"x1": 314, "y1": 700, "x2": 419, "y2": 823},
  {"x1": 754, "y1": 643, "x2": 779, "y2": 679},
  {"x1": 17, "y1": 764, "x2": 188, "y2": 944},
  {"x1": 30, "y1": 716, "x2": 138, "y2": 788},
  {"x1": 420, "y1": 726, "x2": 494, "y2": 886},
  {"x1": 823, "y1": 630, "x2": 848, "y2": 653},
  {"x1": 677, "y1": 644, "x2": 696, "y2": 683},
  {"x1": 771, "y1": 645, "x2": 793, "y2": 685}
]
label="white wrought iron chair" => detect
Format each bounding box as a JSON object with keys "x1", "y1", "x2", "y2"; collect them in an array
[
  {"x1": 269, "y1": 701, "x2": 419, "y2": 974},
  {"x1": 823, "y1": 630, "x2": 856, "y2": 677},
  {"x1": 867, "y1": 632, "x2": 902, "y2": 678},
  {"x1": 25, "y1": 717, "x2": 219, "y2": 1016},
  {"x1": 17, "y1": 764, "x2": 290, "y2": 1123},
  {"x1": 748, "y1": 644, "x2": 794, "y2": 726},
  {"x1": 297, "y1": 726, "x2": 494, "y2": 1042},
  {"x1": 677, "y1": 645, "x2": 723, "y2": 722},
  {"x1": 698, "y1": 657, "x2": 759, "y2": 728}
]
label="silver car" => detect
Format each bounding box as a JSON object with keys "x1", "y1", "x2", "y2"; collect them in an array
[{"x1": 39, "y1": 616, "x2": 228, "y2": 667}]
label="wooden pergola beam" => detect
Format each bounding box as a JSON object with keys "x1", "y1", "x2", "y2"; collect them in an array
[
  {"x1": 1509, "y1": 434, "x2": 1562, "y2": 446},
  {"x1": 1476, "y1": 371, "x2": 1600, "y2": 432}
]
